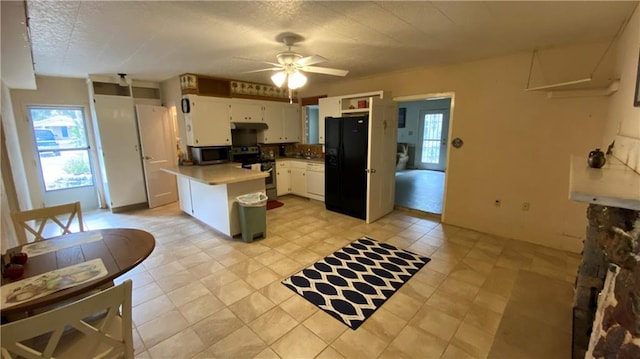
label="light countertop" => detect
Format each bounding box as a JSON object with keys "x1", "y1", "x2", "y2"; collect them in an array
[
  {"x1": 276, "y1": 157, "x2": 325, "y2": 164},
  {"x1": 569, "y1": 155, "x2": 640, "y2": 210},
  {"x1": 162, "y1": 163, "x2": 267, "y2": 185}
]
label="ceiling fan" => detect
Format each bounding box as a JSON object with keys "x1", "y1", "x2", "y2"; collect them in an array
[{"x1": 241, "y1": 33, "x2": 349, "y2": 90}]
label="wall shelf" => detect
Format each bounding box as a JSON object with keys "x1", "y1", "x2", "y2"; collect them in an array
[{"x1": 569, "y1": 155, "x2": 640, "y2": 211}]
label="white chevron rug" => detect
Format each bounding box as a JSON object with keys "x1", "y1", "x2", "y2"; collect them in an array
[{"x1": 281, "y1": 237, "x2": 430, "y2": 329}]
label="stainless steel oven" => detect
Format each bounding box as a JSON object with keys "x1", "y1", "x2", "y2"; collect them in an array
[
  {"x1": 231, "y1": 146, "x2": 277, "y2": 201},
  {"x1": 261, "y1": 160, "x2": 276, "y2": 200}
]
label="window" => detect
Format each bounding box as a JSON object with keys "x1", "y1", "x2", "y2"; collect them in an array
[{"x1": 28, "y1": 106, "x2": 94, "y2": 191}]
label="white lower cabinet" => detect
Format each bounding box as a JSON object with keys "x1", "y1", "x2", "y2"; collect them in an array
[
  {"x1": 276, "y1": 161, "x2": 290, "y2": 195},
  {"x1": 290, "y1": 161, "x2": 307, "y2": 197},
  {"x1": 276, "y1": 160, "x2": 324, "y2": 200}
]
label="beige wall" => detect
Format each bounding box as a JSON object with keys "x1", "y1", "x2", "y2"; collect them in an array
[
  {"x1": 9, "y1": 76, "x2": 93, "y2": 209},
  {"x1": 604, "y1": 6, "x2": 640, "y2": 144},
  {"x1": 301, "y1": 42, "x2": 625, "y2": 253},
  {"x1": 160, "y1": 76, "x2": 186, "y2": 154},
  {"x1": 2, "y1": 81, "x2": 30, "y2": 250}
]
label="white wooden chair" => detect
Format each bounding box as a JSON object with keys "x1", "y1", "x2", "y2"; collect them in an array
[
  {"x1": 11, "y1": 201, "x2": 84, "y2": 244},
  {"x1": 0, "y1": 279, "x2": 133, "y2": 359}
]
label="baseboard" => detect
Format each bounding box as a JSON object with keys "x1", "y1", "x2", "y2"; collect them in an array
[{"x1": 110, "y1": 202, "x2": 149, "y2": 213}]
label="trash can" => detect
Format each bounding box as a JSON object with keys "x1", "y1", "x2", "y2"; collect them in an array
[{"x1": 236, "y1": 192, "x2": 268, "y2": 243}]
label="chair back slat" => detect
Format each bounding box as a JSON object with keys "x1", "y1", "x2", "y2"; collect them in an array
[
  {"x1": 0, "y1": 280, "x2": 133, "y2": 359},
  {"x1": 11, "y1": 202, "x2": 84, "y2": 244}
]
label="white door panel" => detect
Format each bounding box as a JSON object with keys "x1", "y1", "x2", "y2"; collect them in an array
[
  {"x1": 136, "y1": 104, "x2": 178, "y2": 208},
  {"x1": 366, "y1": 98, "x2": 398, "y2": 223}
]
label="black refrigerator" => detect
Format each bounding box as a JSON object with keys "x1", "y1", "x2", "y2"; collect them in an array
[{"x1": 325, "y1": 114, "x2": 369, "y2": 220}]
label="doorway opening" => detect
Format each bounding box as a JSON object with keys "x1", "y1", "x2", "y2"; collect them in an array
[
  {"x1": 27, "y1": 106, "x2": 98, "y2": 210},
  {"x1": 393, "y1": 95, "x2": 453, "y2": 216}
]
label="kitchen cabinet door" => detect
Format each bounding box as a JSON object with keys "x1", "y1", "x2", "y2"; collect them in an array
[
  {"x1": 282, "y1": 105, "x2": 301, "y2": 142},
  {"x1": 185, "y1": 95, "x2": 231, "y2": 146},
  {"x1": 318, "y1": 97, "x2": 341, "y2": 144},
  {"x1": 276, "y1": 161, "x2": 290, "y2": 195},
  {"x1": 261, "y1": 102, "x2": 284, "y2": 143},
  {"x1": 290, "y1": 167, "x2": 307, "y2": 197},
  {"x1": 230, "y1": 99, "x2": 262, "y2": 123}
]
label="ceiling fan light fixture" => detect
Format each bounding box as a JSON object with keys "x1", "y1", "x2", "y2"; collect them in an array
[
  {"x1": 271, "y1": 71, "x2": 287, "y2": 88},
  {"x1": 287, "y1": 71, "x2": 307, "y2": 89}
]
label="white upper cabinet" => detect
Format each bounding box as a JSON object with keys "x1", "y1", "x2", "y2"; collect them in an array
[
  {"x1": 318, "y1": 97, "x2": 341, "y2": 144},
  {"x1": 184, "y1": 95, "x2": 231, "y2": 146},
  {"x1": 230, "y1": 99, "x2": 262, "y2": 123},
  {"x1": 259, "y1": 102, "x2": 300, "y2": 144},
  {"x1": 282, "y1": 104, "x2": 300, "y2": 143},
  {"x1": 261, "y1": 103, "x2": 285, "y2": 143},
  {"x1": 318, "y1": 91, "x2": 388, "y2": 144}
]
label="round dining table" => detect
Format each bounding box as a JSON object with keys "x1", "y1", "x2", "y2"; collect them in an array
[{"x1": 1, "y1": 228, "x2": 155, "y2": 318}]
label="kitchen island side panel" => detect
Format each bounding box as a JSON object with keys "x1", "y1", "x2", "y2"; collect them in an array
[{"x1": 226, "y1": 179, "x2": 265, "y2": 236}]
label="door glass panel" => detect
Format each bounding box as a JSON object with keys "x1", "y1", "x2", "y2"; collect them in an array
[
  {"x1": 421, "y1": 113, "x2": 443, "y2": 164},
  {"x1": 29, "y1": 107, "x2": 95, "y2": 191}
]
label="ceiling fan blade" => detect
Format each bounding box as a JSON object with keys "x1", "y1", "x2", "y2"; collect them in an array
[
  {"x1": 240, "y1": 67, "x2": 282, "y2": 74},
  {"x1": 296, "y1": 54, "x2": 327, "y2": 67},
  {"x1": 300, "y1": 66, "x2": 349, "y2": 76},
  {"x1": 234, "y1": 57, "x2": 282, "y2": 67}
]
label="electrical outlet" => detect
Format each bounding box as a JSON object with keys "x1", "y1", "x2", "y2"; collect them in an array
[
  {"x1": 494, "y1": 200, "x2": 501, "y2": 207},
  {"x1": 522, "y1": 202, "x2": 530, "y2": 211}
]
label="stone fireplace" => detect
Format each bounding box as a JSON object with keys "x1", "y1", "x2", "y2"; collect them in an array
[{"x1": 569, "y1": 136, "x2": 640, "y2": 358}]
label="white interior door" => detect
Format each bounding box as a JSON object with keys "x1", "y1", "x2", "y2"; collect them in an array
[
  {"x1": 367, "y1": 98, "x2": 398, "y2": 223},
  {"x1": 418, "y1": 109, "x2": 450, "y2": 171},
  {"x1": 136, "y1": 104, "x2": 178, "y2": 208}
]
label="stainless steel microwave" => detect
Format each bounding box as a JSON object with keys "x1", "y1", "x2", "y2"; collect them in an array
[{"x1": 191, "y1": 146, "x2": 230, "y2": 165}]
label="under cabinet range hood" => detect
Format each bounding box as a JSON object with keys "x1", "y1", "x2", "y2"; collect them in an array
[{"x1": 230, "y1": 122, "x2": 268, "y2": 130}]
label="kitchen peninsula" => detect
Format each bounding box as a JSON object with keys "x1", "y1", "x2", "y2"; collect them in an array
[{"x1": 163, "y1": 164, "x2": 268, "y2": 237}]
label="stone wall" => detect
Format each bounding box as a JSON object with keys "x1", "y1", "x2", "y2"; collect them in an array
[{"x1": 574, "y1": 205, "x2": 640, "y2": 358}]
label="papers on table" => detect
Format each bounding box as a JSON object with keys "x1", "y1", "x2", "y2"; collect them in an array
[
  {"x1": 22, "y1": 232, "x2": 103, "y2": 257},
  {"x1": 1, "y1": 258, "x2": 108, "y2": 310}
]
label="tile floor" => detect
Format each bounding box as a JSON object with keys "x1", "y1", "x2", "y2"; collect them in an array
[
  {"x1": 395, "y1": 170, "x2": 445, "y2": 214},
  {"x1": 79, "y1": 195, "x2": 581, "y2": 358}
]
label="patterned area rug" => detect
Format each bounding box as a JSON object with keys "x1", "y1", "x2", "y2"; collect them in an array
[{"x1": 282, "y1": 237, "x2": 430, "y2": 330}]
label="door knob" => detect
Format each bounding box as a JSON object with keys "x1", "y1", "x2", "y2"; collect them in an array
[{"x1": 143, "y1": 156, "x2": 152, "y2": 160}]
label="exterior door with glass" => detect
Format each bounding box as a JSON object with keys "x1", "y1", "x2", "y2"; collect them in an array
[{"x1": 418, "y1": 109, "x2": 450, "y2": 171}]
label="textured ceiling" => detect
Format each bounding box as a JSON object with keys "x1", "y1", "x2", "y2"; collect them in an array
[{"x1": 25, "y1": 1, "x2": 638, "y2": 86}]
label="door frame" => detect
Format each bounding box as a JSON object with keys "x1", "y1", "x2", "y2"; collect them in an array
[{"x1": 393, "y1": 92, "x2": 455, "y2": 221}]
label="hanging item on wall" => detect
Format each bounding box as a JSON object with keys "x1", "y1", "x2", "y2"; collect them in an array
[{"x1": 398, "y1": 108, "x2": 406, "y2": 128}]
